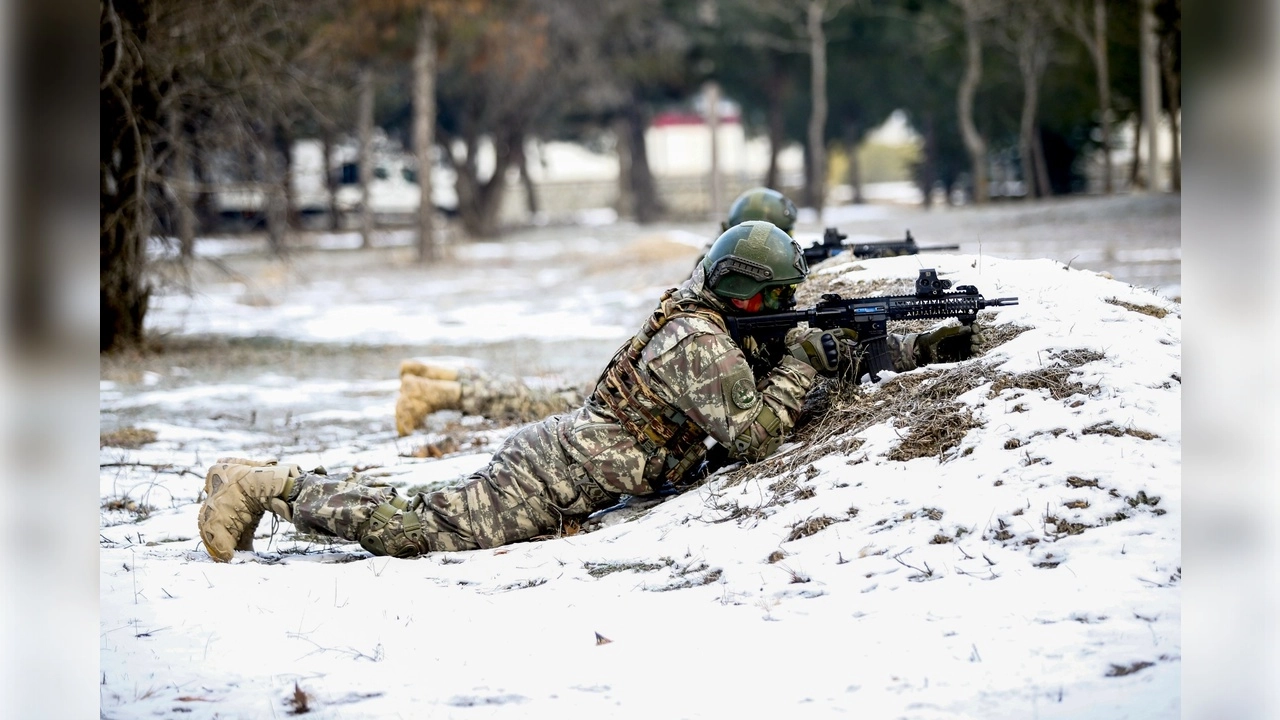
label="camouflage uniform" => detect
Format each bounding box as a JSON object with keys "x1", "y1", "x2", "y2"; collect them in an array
[
  {"x1": 288, "y1": 265, "x2": 821, "y2": 557},
  {"x1": 201, "y1": 221, "x2": 937, "y2": 561},
  {"x1": 452, "y1": 368, "x2": 584, "y2": 424}
]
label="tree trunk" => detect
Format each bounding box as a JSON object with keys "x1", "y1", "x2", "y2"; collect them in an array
[
  {"x1": 706, "y1": 80, "x2": 722, "y2": 219},
  {"x1": 844, "y1": 123, "x2": 863, "y2": 204},
  {"x1": 806, "y1": 0, "x2": 828, "y2": 212},
  {"x1": 1094, "y1": 0, "x2": 1112, "y2": 194},
  {"x1": 321, "y1": 130, "x2": 339, "y2": 231},
  {"x1": 621, "y1": 104, "x2": 661, "y2": 223},
  {"x1": 262, "y1": 126, "x2": 288, "y2": 255},
  {"x1": 765, "y1": 64, "x2": 786, "y2": 190},
  {"x1": 413, "y1": 8, "x2": 437, "y2": 262},
  {"x1": 919, "y1": 114, "x2": 938, "y2": 209},
  {"x1": 1017, "y1": 59, "x2": 1039, "y2": 198},
  {"x1": 1014, "y1": 8, "x2": 1052, "y2": 198},
  {"x1": 167, "y1": 106, "x2": 197, "y2": 259},
  {"x1": 453, "y1": 131, "x2": 515, "y2": 238},
  {"x1": 614, "y1": 116, "x2": 634, "y2": 219},
  {"x1": 514, "y1": 139, "x2": 539, "y2": 216},
  {"x1": 100, "y1": 0, "x2": 153, "y2": 353},
  {"x1": 956, "y1": 0, "x2": 989, "y2": 203},
  {"x1": 275, "y1": 124, "x2": 299, "y2": 230},
  {"x1": 1140, "y1": 0, "x2": 1161, "y2": 191},
  {"x1": 357, "y1": 66, "x2": 375, "y2": 248},
  {"x1": 1159, "y1": 24, "x2": 1180, "y2": 192},
  {"x1": 1032, "y1": 127, "x2": 1051, "y2": 196},
  {"x1": 190, "y1": 138, "x2": 219, "y2": 234},
  {"x1": 1128, "y1": 111, "x2": 1144, "y2": 189}
]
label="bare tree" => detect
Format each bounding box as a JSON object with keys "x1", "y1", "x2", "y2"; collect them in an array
[
  {"x1": 1054, "y1": 0, "x2": 1113, "y2": 194},
  {"x1": 554, "y1": 0, "x2": 691, "y2": 224},
  {"x1": 412, "y1": 8, "x2": 438, "y2": 261},
  {"x1": 1139, "y1": 0, "x2": 1161, "y2": 191},
  {"x1": 435, "y1": 4, "x2": 559, "y2": 236},
  {"x1": 357, "y1": 66, "x2": 375, "y2": 248},
  {"x1": 306, "y1": 0, "x2": 447, "y2": 256},
  {"x1": 993, "y1": 1, "x2": 1054, "y2": 198},
  {"x1": 101, "y1": 0, "x2": 320, "y2": 352},
  {"x1": 731, "y1": 0, "x2": 856, "y2": 211},
  {"x1": 1155, "y1": 0, "x2": 1180, "y2": 191},
  {"x1": 101, "y1": 0, "x2": 156, "y2": 352},
  {"x1": 950, "y1": 0, "x2": 991, "y2": 203}
]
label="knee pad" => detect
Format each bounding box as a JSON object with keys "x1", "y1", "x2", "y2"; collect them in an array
[{"x1": 359, "y1": 503, "x2": 430, "y2": 558}]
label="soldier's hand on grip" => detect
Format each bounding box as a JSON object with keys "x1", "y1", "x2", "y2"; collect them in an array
[
  {"x1": 915, "y1": 322, "x2": 982, "y2": 365},
  {"x1": 788, "y1": 327, "x2": 853, "y2": 376}
]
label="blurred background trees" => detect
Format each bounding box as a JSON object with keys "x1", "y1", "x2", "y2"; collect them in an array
[{"x1": 101, "y1": 0, "x2": 1180, "y2": 353}]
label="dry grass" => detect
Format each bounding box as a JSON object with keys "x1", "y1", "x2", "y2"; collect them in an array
[
  {"x1": 101, "y1": 427, "x2": 158, "y2": 449},
  {"x1": 707, "y1": 326, "x2": 1122, "y2": 502},
  {"x1": 1106, "y1": 297, "x2": 1170, "y2": 319},
  {"x1": 582, "y1": 235, "x2": 701, "y2": 275},
  {"x1": 988, "y1": 348, "x2": 1105, "y2": 401},
  {"x1": 719, "y1": 357, "x2": 1006, "y2": 490},
  {"x1": 1082, "y1": 422, "x2": 1160, "y2": 440},
  {"x1": 786, "y1": 515, "x2": 842, "y2": 541},
  {"x1": 584, "y1": 559, "x2": 673, "y2": 578},
  {"x1": 793, "y1": 273, "x2": 909, "y2": 307}
]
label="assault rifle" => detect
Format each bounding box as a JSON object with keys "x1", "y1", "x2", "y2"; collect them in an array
[
  {"x1": 726, "y1": 268, "x2": 1018, "y2": 381},
  {"x1": 850, "y1": 230, "x2": 959, "y2": 259},
  {"x1": 802, "y1": 228, "x2": 854, "y2": 265},
  {"x1": 802, "y1": 228, "x2": 960, "y2": 264}
]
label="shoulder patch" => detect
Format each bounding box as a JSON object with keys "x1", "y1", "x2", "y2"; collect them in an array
[{"x1": 726, "y1": 370, "x2": 759, "y2": 409}]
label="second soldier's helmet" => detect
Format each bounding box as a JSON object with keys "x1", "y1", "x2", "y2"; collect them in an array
[
  {"x1": 702, "y1": 221, "x2": 808, "y2": 310},
  {"x1": 725, "y1": 187, "x2": 798, "y2": 235}
]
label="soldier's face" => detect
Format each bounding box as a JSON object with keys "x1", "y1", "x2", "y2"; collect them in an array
[
  {"x1": 730, "y1": 284, "x2": 798, "y2": 314},
  {"x1": 762, "y1": 284, "x2": 798, "y2": 311}
]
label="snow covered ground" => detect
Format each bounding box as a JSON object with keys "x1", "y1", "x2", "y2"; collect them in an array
[{"x1": 96, "y1": 197, "x2": 1183, "y2": 719}]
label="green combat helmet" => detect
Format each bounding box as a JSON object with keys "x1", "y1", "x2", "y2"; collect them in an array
[
  {"x1": 724, "y1": 187, "x2": 799, "y2": 235},
  {"x1": 702, "y1": 221, "x2": 808, "y2": 311}
]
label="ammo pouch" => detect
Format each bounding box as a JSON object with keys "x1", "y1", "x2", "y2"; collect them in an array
[{"x1": 590, "y1": 289, "x2": 724, "y2": 492}]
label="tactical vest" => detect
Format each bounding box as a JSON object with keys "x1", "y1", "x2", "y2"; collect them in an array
[{"x1": 590, "y1": 288, "x2": 726, "y2": 490}]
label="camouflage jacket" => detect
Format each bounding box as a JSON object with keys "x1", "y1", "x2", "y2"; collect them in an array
[{"x1": 556, "y1": 267, "x2": 818, "y2": 497}]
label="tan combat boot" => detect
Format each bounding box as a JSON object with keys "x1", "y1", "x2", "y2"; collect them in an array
[
  {"x1": 204, "y1": 456, "x2": 279, "y2": 497},
  {"x1": 199, "y1": 460, "x2": 301, "y2": 562},
  {"x1": 394, "y1": 375, "x2": 463, "y2": 436},
  {"x1": 399, "y1": 359, "x2": 461, "y2": 381}
]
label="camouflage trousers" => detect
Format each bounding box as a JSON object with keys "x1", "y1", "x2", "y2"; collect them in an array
[
  {"x1": 457, "y1": 369, "x2": 584, "y2": 424},
  {"x1": 291, "y1": 415, "x2": 619, "y2": 557}
]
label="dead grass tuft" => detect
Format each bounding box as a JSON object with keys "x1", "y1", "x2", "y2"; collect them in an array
[
  {"x1": 101, "y1": 427, "x2": 158, "y2": 449},
  {"x1": 1106, "y1": 660, "x2": 1155, "y2": 677},
  {"x1": 287, "y1": 682, "x2": 310, "y2": 715},
  {"x1": 720, "y1": 361, "x2": 996, "y2": 490},
  {"x1": 1106, "y1": 298, "x2": 1169, "y2": 319},
  {"x1": 101, "y1": 495, "x2": 155, "y2": 522},
  {"x1": 584, "y1": 559, "x2": 672, "y2": 578},
  {"x1": 989, "y1": 348, "x2": 1106, "y2": 401},
  {"x1": 1082, "y1": 422, "x2": 1160, "y2": 440},
  {"x1": 703, "y1": 308, "x2": 1027, "y2": 492},
  {"x1": 1045, "y1": 515, "x2": 1090, "y2": 537},
  {"x1": 786, "y1": 514, "x2": 842, "y2": 541}
]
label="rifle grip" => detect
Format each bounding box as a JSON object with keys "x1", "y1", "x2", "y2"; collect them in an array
[{"x1": 861, "y1": 337, "x2": 893, "y2": 382}]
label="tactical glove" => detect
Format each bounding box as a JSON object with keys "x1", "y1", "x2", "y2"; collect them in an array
[
  {"x1": 914, "y1": 322, "x2": 982, "y2": 365},
  {"x1": 788, "y1": 328, "x2": 853, "y2": 376}
]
